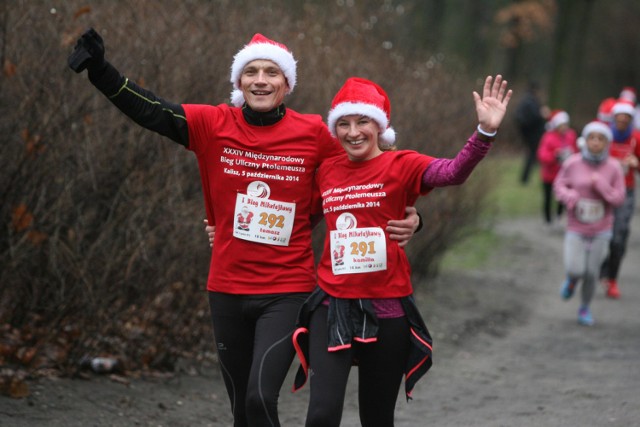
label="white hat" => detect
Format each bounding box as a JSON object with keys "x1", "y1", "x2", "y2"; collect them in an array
[
  {"x1": 582, "y1": 120, "x2": 613, "y2": 142},
  {"x1": 611, "y1": 100, "x2": 636, "y2": 117},
  {"x1": 229, "y1": 33, "x2": 297, "y2": 107},
  {"x1": 327, "y1": 77, "x2": 396, "y2": 145},
  {"x1": 545, "y1": 109, "x2": 570, "y2": 131}
]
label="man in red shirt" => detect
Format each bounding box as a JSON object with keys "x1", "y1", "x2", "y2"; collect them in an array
[{"x1": 601, "y1": 100, "x2": 640, "y2": 299}]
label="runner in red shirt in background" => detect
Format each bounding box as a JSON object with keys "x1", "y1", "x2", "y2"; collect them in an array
[
  {"x1": 68, "y1": 29, "x2": 419, "y2": 427},
  {"x1": 536, "y1": 110, "x2": 578, "y2": 226},
  {"x1": 600, "y1": 100, "x2": 640, "y2": 298}
]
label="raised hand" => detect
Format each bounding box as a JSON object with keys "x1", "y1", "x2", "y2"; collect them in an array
[
  {"x1": 68, "y1": 28, "x2": 105, "y2": 73},
  {"x1": 473, "y1": 75, "x2": 512, "y2": 134}
]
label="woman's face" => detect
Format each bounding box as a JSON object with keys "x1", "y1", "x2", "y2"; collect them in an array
[
  {"x1": 239, "y1": 60, "x2": 289, "y2": 112},
  {"x1": 586, "y1": 132, "x2": 608, "y2": 155},
  {"x1": 335, "y1": 115, "x2": 383, "y2": 162}
]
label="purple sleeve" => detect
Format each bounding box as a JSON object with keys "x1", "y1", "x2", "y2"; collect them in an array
[{"x1": 421, "y1": 132, "x2": 491, "y2": 188}]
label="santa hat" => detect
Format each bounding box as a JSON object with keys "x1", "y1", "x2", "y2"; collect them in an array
[
  {"x1": 229, "y1": 33, "x2": 297, "y2": 107},
  {"x1": 327, "y1": 77, "x2": 396, "y2": 145},
  {"x1": 619, "y1": 86, "x2": 637, "y2": 104},
  {"x1": 597, "y1": 97, "x2": 616, "y2": 123},
  {"x1": 545, "y1": 109, "x2": 570, "y2": 131},
  {"x1": 612, "y1": 100, "x2": 636, "y2": 117},
  {"x1": 582, "y1": 120, "x2": 613, "y2": 143}
]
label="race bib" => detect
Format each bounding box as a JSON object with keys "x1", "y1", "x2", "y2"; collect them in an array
[
  {"x1": 233, "y1": 192, "x2": 295, "y2": 246},
  {"x1": 330, "y1": 221, "x2": 387, "y2": 275},
  {"x1": 575, "y1": 198, "x2": 605, "y2": 224}
]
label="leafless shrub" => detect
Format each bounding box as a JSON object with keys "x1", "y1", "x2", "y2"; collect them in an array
[{"x1": 0, "y1": 1, "x2": 492, "y2": 376}]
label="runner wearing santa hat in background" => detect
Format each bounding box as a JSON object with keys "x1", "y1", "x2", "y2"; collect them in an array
[
  {"x1": 67, "y1": 30, "x2": 420, "y2": 427},
  {"x1": 536, "y1": 110, "x2": 578, "y2": 226},
  {"x1": 292, "y1": 75, "x2": 512, "y2": 426},
  {"x1": 554, "y1": 121, "x2": 625, "y2": 326},
  {"x1": 600, "y1": 100, "x2": 640, "y2": 299},
  {"x1": 619, "y1": 86, "x2": 640, "y2": 130}
]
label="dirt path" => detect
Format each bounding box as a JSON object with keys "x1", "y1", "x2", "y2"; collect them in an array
[{"x1": 2, "y1": 210, "x2": 639, "y2": 426}]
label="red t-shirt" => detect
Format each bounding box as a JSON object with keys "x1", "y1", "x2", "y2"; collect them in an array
[
  {"x1": 183, "y1": 104, "x2": 343, "y2": 294},
  {"x1": 537, "y1": 129, "x2": 578, "y2": 183},
  {"x1": 609, "y1": 131, "x2": 640, "y2": 189},
  {"x1": 316, "y1": 150, "x2": 435, "y2": 298}
]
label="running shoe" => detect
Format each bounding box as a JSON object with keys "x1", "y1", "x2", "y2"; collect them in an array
[
  {"x1": 606, "y1": 279, "x2": 621, "y2": 299},
  {"x1": 560, "y1": 279, "x2": 576, "y2": 300},
  {"x1": 577, "y1": 306, "x2": 594, "y2": 326}
]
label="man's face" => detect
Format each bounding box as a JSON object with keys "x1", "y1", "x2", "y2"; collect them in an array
[
  {"x1": 613, "y1": 113, "x2": 632, "y2": 132},
  {"x1": 239, "y1": 59, "x2": 289, "y2": 112}
]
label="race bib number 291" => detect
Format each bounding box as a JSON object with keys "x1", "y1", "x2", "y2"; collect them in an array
[{"x1": 330, "y1": 226, "x2": 387, "y2": 275}]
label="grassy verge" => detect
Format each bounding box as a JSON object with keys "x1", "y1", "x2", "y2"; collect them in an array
[{"x1": 440, "y1": 154, "x2": 541, "y2": 271}]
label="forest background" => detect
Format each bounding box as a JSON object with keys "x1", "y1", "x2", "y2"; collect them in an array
[{"x1": 1, "y1": 0, "x2": 639, "y2": 390}]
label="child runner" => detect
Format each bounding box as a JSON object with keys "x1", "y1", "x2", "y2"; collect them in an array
[{"x1": 554, "y1": 121, "x2": 625, "y2": 325}]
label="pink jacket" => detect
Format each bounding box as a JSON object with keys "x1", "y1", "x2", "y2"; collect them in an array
[
  {"x1": 537, "y1": 129, "x2": 578, "y2": 183},
  {"x1": 553, "y1": 153, "x2": 625, "y2": 236}
]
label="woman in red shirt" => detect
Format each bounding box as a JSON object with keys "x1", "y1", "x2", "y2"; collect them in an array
[{"x1": 293, "y1": 76, "x2": 512, "y2": 426}]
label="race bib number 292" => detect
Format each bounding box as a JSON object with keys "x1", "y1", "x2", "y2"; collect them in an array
[{"x1": 233, "y1": 193, "x2": 296, "y2": 246}]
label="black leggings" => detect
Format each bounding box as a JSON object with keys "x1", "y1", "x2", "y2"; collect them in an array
[
  {"x1": 542, "y1": 181, "x2": 564, "y2": 224},
  {"x1": 305, "y1": 305, "x2": 411, "y2": 427},
  {"x1": 601, "y1": 189, "x2": 635, "y2": 280},
  {"x1": 208, "y1": 291, "x2": 308, "y2": 427}
]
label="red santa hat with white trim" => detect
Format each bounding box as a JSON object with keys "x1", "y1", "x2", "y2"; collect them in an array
[
  {"x1": 229, "y1": 33, "x2": 297, "y2": 107},
  {"x1": 327, "y1": 77, "x2": 396, "y2": 146},
  {"x1": 612, "y1": 99, "x2": 636, "y2": 117},
  {"x1": 597, "y1": 97, "x2": 616, "y2": 123},
  {"x1": 545, "y1": 109, "x2": 570, "y2": 131}
]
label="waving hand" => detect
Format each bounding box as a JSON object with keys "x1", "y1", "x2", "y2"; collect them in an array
[{"x1": 473, "y1": 75, "x2": 512, "y2": 134}]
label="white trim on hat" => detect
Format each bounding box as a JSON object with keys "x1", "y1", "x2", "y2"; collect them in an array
[
  {"x1": 327, "y1": 102, "x2": 396, "y2": 145},
  {"x1": 229, "y1": 41, "x2": 297, "y2": 107},
  {"x1": 582, "y1": 121, "x2": 612, "y2": 142},
  {"x1": 545, "y1": 111, "x2": 570, "y2": 131},
  {"x1": 612, "y1": 102, "x2": 636, "y2": 117}
]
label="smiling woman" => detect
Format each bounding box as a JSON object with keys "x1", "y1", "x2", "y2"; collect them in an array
[
  {"x1": 336, "y1": 115, "x2": 384, "y2": 161},
  {"x1": 292, "y1": 75, "x2": 512, "y2": 427}
]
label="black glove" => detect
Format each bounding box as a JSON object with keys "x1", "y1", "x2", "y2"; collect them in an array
[{"x1": 68, "y1": 27, "x2": 105, "y2": 73}]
